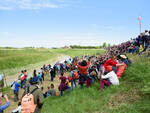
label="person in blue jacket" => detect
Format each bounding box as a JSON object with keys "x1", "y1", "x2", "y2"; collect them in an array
[
  {"x1": 0, "y1": 94, "x2": 10, "y2": 113},
  {"x1": 11, "y1": 80, "x2": 20, "y2": 102}
]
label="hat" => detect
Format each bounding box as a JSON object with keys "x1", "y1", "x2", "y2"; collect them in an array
[{"x1": 120, "y1": 55, "x2": 127, "y2": 59}]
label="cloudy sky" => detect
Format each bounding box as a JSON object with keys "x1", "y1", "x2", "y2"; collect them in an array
[{"x1": 0, "y1": 0, "x2": 150, "y2": 48}]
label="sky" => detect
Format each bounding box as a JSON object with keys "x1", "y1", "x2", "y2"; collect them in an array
[{"x1": 0, "y1": 0, "x2": 150, "y2": 48}]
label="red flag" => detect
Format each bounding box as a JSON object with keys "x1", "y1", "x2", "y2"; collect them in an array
[{"x1": 138, "y1": 16, "x2": 141, "y2": 20}]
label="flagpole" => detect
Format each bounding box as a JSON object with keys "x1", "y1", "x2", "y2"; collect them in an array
[{"x1": 140, "y1": 20, "x2": 141, "y2": 34}]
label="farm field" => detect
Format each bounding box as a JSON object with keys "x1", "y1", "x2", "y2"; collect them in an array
[{"x1": 0, "y1": 48, "x2": 105, "y2": 76}]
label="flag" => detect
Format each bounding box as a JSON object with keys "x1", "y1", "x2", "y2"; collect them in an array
[
  {"x1": 138, "y1": 16, "x2": 141, "y2": 20},
  {"x1": 138, "y1": 16, "x2": 141, "y2": 25}
]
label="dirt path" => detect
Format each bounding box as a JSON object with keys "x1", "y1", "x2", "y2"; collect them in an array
[
  {"x1": 5, "y1": 55, "x2": 70, "y2": 113},
  {"x1": 4, "y1": 55, "x2": 70, "y2": 86}
]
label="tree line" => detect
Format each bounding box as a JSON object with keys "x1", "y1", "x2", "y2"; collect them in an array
[{"x1": 70, "y1": 42, "x2": 111, "y2": 49}]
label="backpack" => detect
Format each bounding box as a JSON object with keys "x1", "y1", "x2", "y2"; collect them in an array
[
  {"x1": 117, "y1": 63, "x2": 127, "y2": 78},
  {"x1": 21, "y1": 74, "x2": 25, "y2": 81},
  {"x1": 73, "y1": 72, "x2": 79, "y2": 80},
  {"x1": 68, "y1": 75, "x2": 72, "y2": 81},
  {"x1": 90, "y1": 71, "x2": 96, "y2": 76},
  {"x1": 21, "y1": 87, "x2": 38, "y2": 113},
  {"x1": 46, "y1": 92, "x2": 51, "y2": 98}
]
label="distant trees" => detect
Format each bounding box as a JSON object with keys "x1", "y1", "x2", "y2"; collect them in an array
[
  {"x1": 70, "y1": 43, "x2": 112, "y2": 49},
  {"x1": 107, "y1": 43, "x2": 111, "y2": 47},
  {"x1": 102, "y1": 42, "x2": 107, "y2": 48},
  {"x1": 102, "y1": 42, "x2": 111, "y2": 48},
  {"x1": 4, "y1": 47, "x2": 16, "y2": 49},
  {"x1": 70, "y1": 45, "x2": 102, "y2": 49}
]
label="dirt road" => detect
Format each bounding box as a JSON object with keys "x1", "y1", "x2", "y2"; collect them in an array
[
  {"x1": 4, "y1": 55, "x2": 70, "y2": 113},
  {"x1": 4, "y1": 55, "x2": 70, "y2": 86}
]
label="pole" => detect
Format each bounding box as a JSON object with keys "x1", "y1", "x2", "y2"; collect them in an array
[{"x1": 139, "y1": 20, "x2": 141, "y2": 34}]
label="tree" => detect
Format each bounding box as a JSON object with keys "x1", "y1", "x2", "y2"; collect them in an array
[
  {"x1": 102, "y1": 42, "x2": 107, "y2": 48},
  {"x1": 107, "y1": 43, "x2": 111, "y2": 47}
]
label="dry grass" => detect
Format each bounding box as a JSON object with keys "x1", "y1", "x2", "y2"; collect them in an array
[{"x1": 107, "y1": 88, "x2": 141, "y2": 109}]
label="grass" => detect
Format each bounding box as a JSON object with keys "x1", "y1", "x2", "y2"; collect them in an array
[
  {"x1": 1, "y1": 49, "x2": 149, "y2": 113},
  {"x1": 52, "y1": 48, "x2": 105, "y2": 57},
  {"x1": 0, "y1": 48, "x2": 56, "y2": 70},
  {"x1": 0, "y1": 48, "x2": 58, "y2": 76},
  {"x1": 0, "y1": 48, "x2": 105, "y2": 76},
  {"x1": 42, "y1": 55, "x2": 150, "y2": 113}
]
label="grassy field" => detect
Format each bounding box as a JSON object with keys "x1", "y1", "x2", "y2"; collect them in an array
[
  {"x1": 0, "y1": 48, "x2": 105, "y2": 113},
  {"x1": 52, "y1": 48, "x2": 105, "y2": 57},
  {"x1": 0, "y1": 48, "x2": 58, "y2": 76},
  {"x1": 0, "y1": 48, "x2": 105, "y2": 76},
  {"x1": 1, "y1": 49, "x2": 150, "y2": 113},
  {"x1": 42, "y1": 55, "x2": 150, "y2": 113}
]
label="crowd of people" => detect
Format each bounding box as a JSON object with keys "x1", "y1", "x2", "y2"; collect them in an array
[{"x1": 0, "y1": 30, "x2": 150, "y2": 113}]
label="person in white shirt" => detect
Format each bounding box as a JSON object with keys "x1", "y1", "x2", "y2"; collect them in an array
[{"x1": 100, "y1": 71, "x2": 119, "y2": 91}]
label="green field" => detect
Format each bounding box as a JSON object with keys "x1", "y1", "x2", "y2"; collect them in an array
[
  {"x1": 1, "y1": 48, "x2": 150, "y2": 113},
  {"x1": 42, "y1": 55, "x2": 150, "y2": 113},
  {"x1": 0, "y1": 48, "x2": 105, "y2": 76}
]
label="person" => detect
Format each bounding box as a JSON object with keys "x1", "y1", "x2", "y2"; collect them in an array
[
  {"x1": 39, "y1": 68, "x2": 44, "y2": 81},
  {"x1": 23, "y1": 70, "x2": 27, "y2": 85},
  {"x1": 120, "y1": 55, "x2": 130, "y2": 66},
  {"x1": 46, "y1": 84, "x2": 56, "y2": 97},
  {"x1": 89, "y1": 66, "x2": 98, "y2": 86},
  {"x1": 103, "y1": 55, "x2": 123, "y2": 73},
  {"x1": 66, "y1": 79, "x2": 71, "y2": 92},
  {"x1": 139, "y1": 44, "x2": 144, "y2": 54},
  {"x1": 147, "y1": 48, "x2": 150, "y2": 57},
  {"x1": 32, "y1": 70, "x2": 38, "y2": 83},
  {"x1": 77, "y1": 59, "x2": 90, "y2": 89},
  {"x1": 50, "y1": 68, "x2": 55, "y2": 81},
  {"x1": 38, "y1": 72, "x2": 43, "y2": 84},
  {"x1": 100, "y1": 70, "x2": 119, "y2": 91},
  {"x1": 60, "y1": 63, "x2": 64, "y2": 74},
  {"x1": 58, "y1": 73, "x2": 67, "y2": 96},
  {"x1": 22, "y1": 77, "x2": 44, "y2": 113},
  {"x1": 11, "y1": 79, "x2": 20, "y2": 102},
  {"x1": 69, "y1": 67, "x2": 78, "y2": 90},
  {"x1": 0, "y1": 94, "x2": 10, "y2": 113},
  {"x1": 19, "y1": 70, "x2": 25, "y2": 88},
  {"x1": 41, "y1": 87, "x2": 46, "y2": 98},
  {"x1": 53, "y1": 65, "x2": 56, "y2": 78},
  {"x1": 148, "y1": 30, "x2": 150, "y2": 40},
  {"x1": 33, "y1": 70, "x2": 37, "y2": 77}
]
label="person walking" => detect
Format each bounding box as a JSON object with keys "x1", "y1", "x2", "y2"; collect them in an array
[
  {"x1": 22, "y1": 77, "x2": 44, "y2": 113},
  {"x1": 11, "y1": 79, "x2": 20, "y2": 102}
]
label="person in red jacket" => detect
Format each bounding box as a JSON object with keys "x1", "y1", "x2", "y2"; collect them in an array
[
  {"x1": 103, "y1": 55, "x2": 123, "y2": 73},
  {"x1": 77, "y1": 59, "x2": 90, "y2": 89}
]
